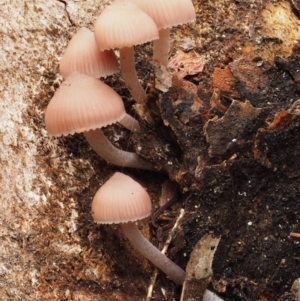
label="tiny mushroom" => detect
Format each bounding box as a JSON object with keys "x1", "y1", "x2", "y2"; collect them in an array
[
  {"x1": 45, "y1": 72, "x2": 155, "y2": 170},
  {"x1": 91, "y1": 172, "x2": 186, "y2": 285},
  {"x1": 94, "y1": 0, "x2": 159, "y2": 103},
  {"x1": 59, "y1": 27, "x2": 118, "y2": 78},
  {"x1": 130, "y1": 0, "x2": 196, "y2": 67}
]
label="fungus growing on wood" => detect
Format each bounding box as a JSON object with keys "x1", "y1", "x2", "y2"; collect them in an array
[
  {"x1": 130, "y1": 0, "x2": 196, "y2": 67},
  {"x1": 91, "y1": 172, "x2": 186, "y2": 285},
  {"x1": 59, "y1": 27, "x2": 118, "y2": 78},
  {"x1": 45, "y1": 72, "x2": 155, "y2": 170},
  {"x1": 94, "y1": 0, "x2": 159, "y2": 102}
]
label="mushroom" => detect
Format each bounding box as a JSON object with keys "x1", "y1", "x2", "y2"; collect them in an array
[
  {"x1": 129, "y1": 0, "x2": 196, "y2": 67},
  {"x1": 94, "y1": 0, "x2": 159, "y2": 103},
  {"x1": 91, "y1": 172, "x2": 186, "y2": 285},
  {"x1": 45, "y1": 72, "x2": 155, "y2": 170},
  {"x1": 59, "y1": 27, "x2": 118, "y2": 78}
]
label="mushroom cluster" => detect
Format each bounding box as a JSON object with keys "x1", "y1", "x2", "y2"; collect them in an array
[{"x1": 45, "y1": 0, "x2": 196, "y2": 288}]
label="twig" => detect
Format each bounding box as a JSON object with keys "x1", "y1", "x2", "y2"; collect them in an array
[{"x1": 146, "y1": 209, "x2": 185, "y2": 301}]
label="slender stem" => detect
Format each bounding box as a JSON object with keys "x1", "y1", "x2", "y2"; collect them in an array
[
  {"x1": 119, "y1": 113, "x2": 140, "y2": 132},
  {"x1": 84, "y1": 129, "x2": 155, "y2": 171},
  {"x1": 120, "y1": 46, "x2": 146, "y2": 103},
  {"x1": 203, "y1": 290, "x2": 224, "y2": 301},
  {"x1": 153, "y1": 28, "x2": 170, "y2": 67},
  {"x1": 121, "y1": 222, "x2": 186, "y2": 285}
]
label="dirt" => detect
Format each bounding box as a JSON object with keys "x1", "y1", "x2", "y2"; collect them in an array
[{"x1": 131, "y1": 54, "x2": 300, "y2": 300}]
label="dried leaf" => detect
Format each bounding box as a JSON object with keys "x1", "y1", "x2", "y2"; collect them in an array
[
  {"x1": 168, "y1": 49, "x2": 208, "y2": 78},
  {"x1": 180, "y1": 234, "x2": 221, "y2": 301}
]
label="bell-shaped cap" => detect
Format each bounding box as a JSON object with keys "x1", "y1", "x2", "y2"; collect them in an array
[
  {"x1": 45, "y1": 72, "x2": 126, "y2": 136},
  {"x1": 59, "y1": 27, "x2": 118, "y2": 78},
  {"x1": 130, "y1": 0, "x2": 196, "y2": 29},
  {"x1": 92, "y1": 172, "x2": 152, "y2": 224},
  {"x1": 94, "y1": 0, "x2": 159, "y2": 50}
]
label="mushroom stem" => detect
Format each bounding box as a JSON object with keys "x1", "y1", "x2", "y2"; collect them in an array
[
  {"x1": 119, "y1": 113, "x2": 140, "y2": 132},
  {"x1": 120, "y1": 46, "x2": 146, "y2": 103},
  {"x1": 121, "y1": 221, "x2": 186, "y2": 285},
  {"x1": 153, "y1": 28, "x2": 170, "y2": 67},
  {"x1": 84, "y1": 128, "x2": 155, "y2": 171}
]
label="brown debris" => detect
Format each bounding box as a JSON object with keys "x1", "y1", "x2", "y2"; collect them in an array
[
  {"x1": 209, "y1": 88, "x2": 229, "y2": 114},
  {"x1": 168, "y1": 49, "x2": 208, "y2": 78},
  {"x1": 274, "y1": 48, "x2": 300, "y2": 90},
  {"x1": 212, "y1": 66, "x2": 240, "y2": 99},
  {"x1": 159, "y1": 179, "x2": 180, "y2": 207},
  {"x1": 254, "y1": 114, "x2": 300, "y2": 175},
  {"x1": 268, "y1": 110, "x2": 293, "y2": 130},
  {"x1": 149, "y1": 60, "x2": 173, "y2": 93},
  {"x1": 229, "y1": 57, "x2": 268, "y2": 95},
  {"x1": 229, "y1": 55, "x2": 300, "y2": 113},
  {"x1": 204, "y1": 100, "x2": 265, "y2": 158}
]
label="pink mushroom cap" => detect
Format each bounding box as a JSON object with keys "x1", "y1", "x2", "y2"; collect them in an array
[
  {"x1": 45, "y1": 72, "x2": 126, "y2": 136},
  {"x1": 94, "y1": 0, "x2": 159, "y2": 50},
  {"x1": 129, "y1": 0, "x2": 196, "y2": 29},
  {"x1": 91, "y1": 172, "x2": 152, "y2": 224},
  {"x1": 59, "y1": 27, "x2": 118, "y2": 78}
]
